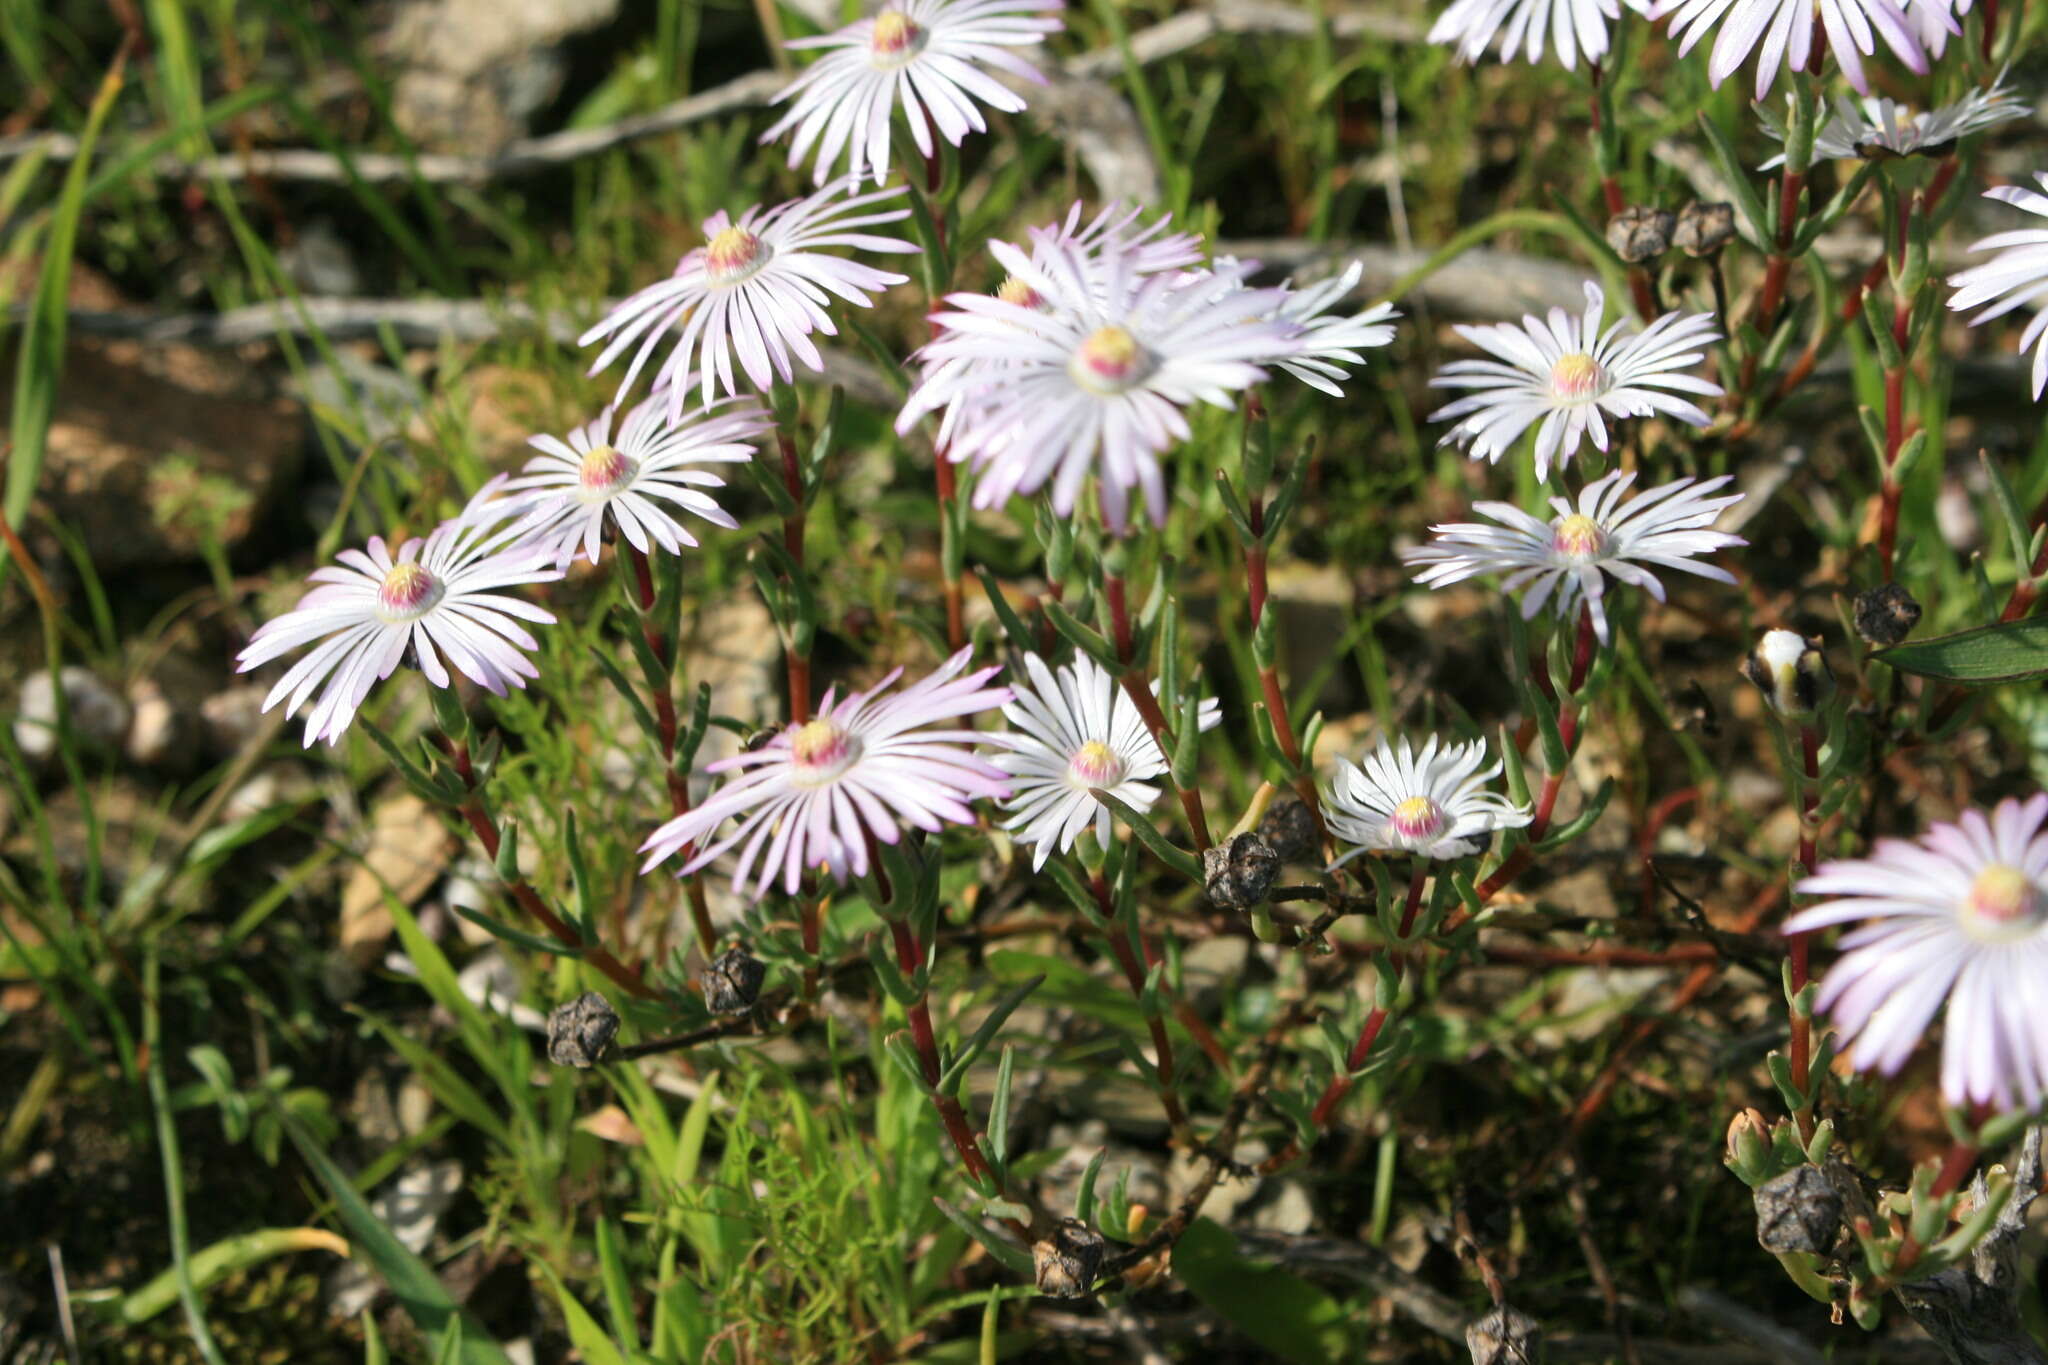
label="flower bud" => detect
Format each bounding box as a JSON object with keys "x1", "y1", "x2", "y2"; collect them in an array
[
  {"x1": 1605, "y1": 206, "x2": 1675, "y2": 264},
  {"x1": 1258, "y1": 798, "x2": 1320, "y2": 864},
  {"x1": 1032, "y1": 1218, "x2": 1107, "y2": 1299},
  {"x1": 1202, "y1": 831, "x2": 1280, "y2": 910},
  {"x1": 1464, "y1": 1304, "x2": 1542, "y2": 1365},
  {"x1": 1741, "y1": 629, "x2": 1833, "y2": 719},
  {"x1": 700, "y1": 945, "x2": 767, "y2": 1015},
  {"x1": 1852, "y1": 582, "x2": 1921, "y2": 647},
  {"x1": 1725, "y1": 1107, "x2": 1772, "y2": 1167},
  {"x1": 546, "y1": 991, "x2": 619, "y2": 1069},
  {"x1": 1673, "y1": 201, "x2": 1737, "y2": 257},
  {"x1": 1753, "y1": 1164, "x2": 1842, "y2": 1254}
]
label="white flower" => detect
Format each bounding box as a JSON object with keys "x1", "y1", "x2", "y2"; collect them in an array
[
  {"x1": 641, "y1": 649, "x2": 1012, "y2": 898},
  {"x1": 1908, "y1": 0, "x2": 1969, "y2": 55},
  {"x1": 899, "y1": 231, "x2": 1294, "y2": 528},
  {"x1": 1760, "y1": 84, "x2": 2024, "y2": 168},
  {"x1": 1651, "y1": 0, "x2": 1927, "y2": 100},
  {"x1": 489, "y1": 397, "x2": 769, "y2": 568},
  {"x1": 1949, "y1": 172, "x2": 2048, "y2": 399},
  {"x1": 236, "y1": 501, "x2": 561, "y2": 748},
  {"x1": 1323, "y1": 735, "x2": 1532, "y2": 864},
  {"x1": 1258, "y1": 261, "x2": 1400, "y2": 397},
  {"x1": 580, "y1": 178, "x2": 916, "y2": 414},
  {"x1": 1428, "y1": 281, "x2": 1721, "y2": 478},
  {"x1": 1399, "y1": 470, "x2": 1745, "y2": 644},
  {"x1": 1787, "y1": 794, "x2": 2048, "y2": 1111},
  {"x1": 762, "y1": 0, "x2": 1064, "y2": 186},
  {"x1": 1428, "y1": 0, "x2": 1634, "y2": 69},
  {"x1": 988, "y1": 652, "x2": 1220, "y2": 868}
]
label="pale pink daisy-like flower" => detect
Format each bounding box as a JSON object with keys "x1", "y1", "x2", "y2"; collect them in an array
[
  {"x1": 1908, "y1": 0, "x2": 1969, "y2": 55},
  {"x1": 899, "y1": 233, "x2": 1294, "y2": 528},
  {"x1": 762, "y1": 0, "x2": 1064, "y2": 186},
  {"x1": 1429, "y1": 0, "x2": 1636, "y2": 69},
  {"x1": 579, "y1": 178, "x2": 916, "y2": 414},
  {"x1": 988, "y1": 652, "x2": 1220, "y2": 869},
  {"x1": 1399, "y1": 470, "x2": 1745, "y2": 644},
  {"x1": 488, "y1": 397, "x2": 770, "y2": 568},
  {"x1": 1429, "y1": 281, "x2": 1721, "y2": 479},
  {"x1": 236, "y1": 501, "x2": 561, "y2": 748},
  {"x1": 1949, "y1": 173, "x2": 2048, "y2": 399},
  {"x1": 1760, "y1": 83, "x2": 2023, "y2": 168},
  {"x1": 641, "y1": 649, "x2": 1012, "y2": 898},
  {"x1": 1787, "y1": 794, "x2": 2048, "y2": 1111},
  {"x1": 1323, "y1": 735, "x2": 1531, "y2": 865},
  {"x1": 1267, "y1": 262, "x2": 1400, "y2": 396},
  {"x1": 1650, "y1": 0, "x2": 1927, "y2": 100}
]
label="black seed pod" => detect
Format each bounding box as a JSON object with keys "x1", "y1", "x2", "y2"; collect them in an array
[
  {"x1": 1202, "y1": 832, "x2": 1280, "y2": 909},
  {"x1": 1853, "y1": 582, "x2": 1922, "y2": 647},
  {"x1": 1033, "y1": 1219, "x2": 1107, "y2": 1299},
  {"x1": 1606, "y1": 206, "x2": 1676, "y2": 263},
  {"x1": 1754, "y1": 1164, "x2": 1842, "y2": 1254},
  {"x1": 546, "y1": 992, "x2": 619, "y2": 1069},
  {"x1": 701, "y1": 945, "x2": 767, "y2": 1015}
]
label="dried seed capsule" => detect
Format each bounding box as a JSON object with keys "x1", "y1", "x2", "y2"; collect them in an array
[
  {"x1": 1754, "y1": 1164, "x2": 1842, "y2": 1254},
  {"x1": 1673, "y1": 201, "x2": 1737, "y2": 257},
  {"x1": 1853, "y1": 582, "x2": 1922, "y2": 647},
  {"x1": 1258, "y1": 798, "x2": 1320, "y2": 864},
  {"x1": 1605, "y1": 206, "x2": 1676, "y2": 264},
  {"x1": 1741, "y1": 629, "x2": 1834, "y2": 719},
  {"x1": 701, "y1": 945, "x2": 767, "y2": 1015},
  {"x1": 1465, "y1": 1304, "x2": 1543, "y2": 1365},
  {"x1": 1202, "y1": 831, "x2": 1280, "y2": 909},
  {"x1": 545, "y1": 991, "x2": 619, "y2": 1069},
  {"x1": 1033, "y1": 1218, "x2": 1107, "y2": 1299}
]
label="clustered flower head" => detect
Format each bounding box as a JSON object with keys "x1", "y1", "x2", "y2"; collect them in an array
[
  {"x1": 1789, "y1": 795, "x2": 2048, "y2": 1111},
  {"x1": 490, "y1": 397, "x2": 770, "y2": 569},
  {"x1": 580, "y1": 177, "x2": 918, "y2": 415},
  {"x1": 1650, "y1": 0, "x2": 1930, "y2": 100},
  {"x1": 1400, "y1": 469, "x2": 1746, "y2": 644},
  {"x1": 1759, "y1": 84, "x2": 2025, "y2": 167},
  {"x1": 762, "y1": 0, "x2": 1065, "y2": 186},
  {"x1": 1323, "y1": 735, "x2": 1532, "y2": 864},
  {"x1": 1949, "y1": 172, "x2": 2048, "y2": 399},
  {"x1": 1428, "y1": 281, "x2": 1722, "y2": 479},
  {"x1": 237, "y1": 497, "x2": 562, "y2": 747},
  {"x1": 901, "y1": 206, "x2": 1398, "y2": 528},
  {"x1": 989, "y1": 652, "x2": 1220, "y2": 869},
  {"x1": 641, "y1": 649, "x2": 1013, "y2": 897}
]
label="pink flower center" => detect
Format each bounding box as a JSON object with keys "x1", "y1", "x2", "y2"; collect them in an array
[
  {"x1": 704, "y1": 226, "x2": 769, "y2": 285},
  {"x1": 996, "y1": 276, "x2": 1044, "y2": 310},
  {"x1": 376, "y1": 561, "x2": 443, "y2": 623},
  {"x1": 1390, "y1": 795, "x2": 1446, "y2": 842},
  {"x1": 869, "y1": 9, "x2": 924, "y2": 65},
  {"x1": 790, "y1": 716, "x2": 861, "y2": 785},
  {"x1": 1963, "y1": 863, "x2": 2042, "y2": 937},
  {"x1": 1550, "y1": 514, "x2": 1607, "y2": 560},
  {"x1": 577, "y1": 443, "x2": 634, "y2": 499},
  {"x1": 1069, "y1": 325, "x2": 1150, "y2": 395},
  {"x1": 1067, "y1": 740, "x2": 1126, "y2": 789},
  {"x1": 1548, "y1": 352, "x2": 1606, "y2": 402}
]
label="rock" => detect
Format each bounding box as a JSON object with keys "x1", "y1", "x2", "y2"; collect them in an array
[
  {"x1": 200, "y1": 683, "x2": 271, "y2": 758},
  {"x1": 326, "y1": 1160, "x2": 464, "y2": 1318},
  {"x1": 294, "y1": 351, "x2": 427, "y2": 454},
  {"x1": 13, "y1": 666, "x2": 130, "y2": 761},
  {"x1": 385, "y1": 0, "x2": 621, "y2": 154},
  {"x1": 24, "y1": 338, "x2": 301, "y2": 572},
  {"x1": 339, "y1": 792, "x2": 458, "y2": 966},
  {"x1": 280, "y1": 219, "x2": 362, "y2": 297},
  {"x1": 123, "y1": 677, "x2": 193, "y2": 769}
]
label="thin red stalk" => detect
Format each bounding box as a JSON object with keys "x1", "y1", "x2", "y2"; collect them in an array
[
  {"x1": 1106, "y1": 570, "x2": 1214, "y2": 852},
  {"x1": 626, "y1": 547, "x2": 717, "y2": 957},
  {"x1": 1885, "y1": 1139, "x2": 1981, "y2": 1281},
  {"x1": 1877, "y1": 245, "x2": 1913, "y2": 580},
  {"x1": 447, "y1": 740, "x2": 658, "y2": 1001},
  {"x1": 1787, "y1": 723, "x2": 1821, "y2": 1134},
  {"x1": 1635, "y1": 787, "x2": 1699, "y2": 917},
  {"x1": 1474, "y1": 607, "x2": 1596, "y2": 902},
  {"x1": 1246, "y1": 495, "x2": 1330, "y2": 846},
  {"x1": 1090, "y1": 875, "x2": 1188, "y2": 1129},
  {"x1": 888, "y1": 917, "x2": 1014, "y2": 1214},
  {"x1": 775, "y1": 424, "x2": 811, "y2": 724}
]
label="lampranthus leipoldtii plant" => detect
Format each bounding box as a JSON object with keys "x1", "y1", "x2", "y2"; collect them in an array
[{"x1": 215, "y1": 0, "x2": 2048, "y2": 1345}]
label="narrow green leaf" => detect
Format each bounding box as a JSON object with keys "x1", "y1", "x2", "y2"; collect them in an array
[{"x1": 1874, "y1": 617, "x2": 2048, "y2": 684}]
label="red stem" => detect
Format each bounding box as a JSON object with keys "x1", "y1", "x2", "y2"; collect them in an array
[
  {"x1": 888, "y1": 917, "x2": 1007, "y2": 1201},
  {"x1": 626, "y1": 547, "x2": 717, "y2": 958},
  {"x1": 1091, "y1": 875, "x2": 1188, "y2": 1129},
  {"x1": 1106, "y1": 570, "x2": 1214, "y2": 852}
]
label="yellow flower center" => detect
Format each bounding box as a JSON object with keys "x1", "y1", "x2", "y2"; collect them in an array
[
  {"x1": 1551, "y1": 514, "x2": 1607, "y2": 560},
  {"x1": 1548, "y1": 351, "x2": 1605, "y2": 401},
  {"x1": 790, "y1": 717, "x2": 860, "y2": 784},
  {"x1": 577, "y1": 443, "x2": 633, "y2": 499},
  {"x1": 376, "y1": 561, "x2": 443, "y2": 622},
  {"x1": 1070, "y1": 325, "x2": 1150, "y2": 394},
  {"x1": 869, "y1": 10, "x2": 924, "y2": 64},
  {"x1": 996, "y1": 276, "x2": 1044, "y2": 310},
  {"x1": 1963, "y1": 863, "x2": 2042, "y2": 938},
  {"x1": 1391, "y1": 795, "x2": 1446, "y2": 841},
  {"x1": 704, "y1": 226, "x2": 768, "y2": 284},
  {"x1": 1067, "y1": 740, "x2": 1126, "y2": 789}
]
